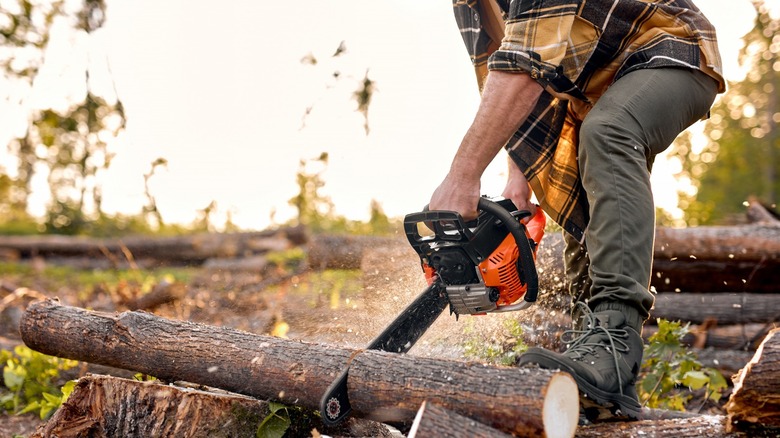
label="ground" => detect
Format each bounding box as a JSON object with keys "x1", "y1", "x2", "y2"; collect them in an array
[{"x1": 0, "y1": 236, "x2": 730, "y2": 436}]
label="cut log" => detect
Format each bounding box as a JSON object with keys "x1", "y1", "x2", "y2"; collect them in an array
[
  {"x1": 653, "y1": 223, "x2": 780, "y2": 262},
  {"x1": 34, "y1": 374, "x2": 274, "y2": 438},
  {"x1": 20, "y1": 299, "x2": 579, "y2": 436},
  {"x1": 575, "y1": 415, "x2": 737, "y2": 437},
  {"x1": 649, "y1": 292, "x2": 780, "y2": 325},
  {"x1": 34, "y1": 374, "x2": 393, "y2": 438},
  {"x1": 407, "y1": 401, "x2": 515, "y2": 438},
  {"x1": 642, "y1": 322, "x2": 776, "y2": 351},
  {"x1": 726, "y1": 328, "x2": 780, "y2": 430}
]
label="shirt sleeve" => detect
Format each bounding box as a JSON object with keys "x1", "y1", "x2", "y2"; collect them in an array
[{"x1": 488, "y1": 1, "x2": 593, "y2": 100}]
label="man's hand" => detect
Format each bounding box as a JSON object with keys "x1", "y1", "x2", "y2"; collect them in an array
[
  {"x1": 428, "y1": 172, "x2": 481, "y2": 221},
  {"x1": 502, "y1": 157, "x2": 537, "y2": 219}
]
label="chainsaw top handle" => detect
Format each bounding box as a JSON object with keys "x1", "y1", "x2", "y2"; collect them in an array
[{"x1": 404, "y1": 196, "x2": 539, "y2": 304}]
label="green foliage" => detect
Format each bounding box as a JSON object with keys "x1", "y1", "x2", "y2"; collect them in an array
[
  {"x1": 256, "y1": 402, "x2": 291, "y2": 438},
  {"x1": 638, "y1": 319, "x2": 728, "y2": 411},
  {"x1": 668, "y1": 2, "x2": 779, "y2": 225},
  {"x1": 462, "y1": 318, "x2": 528, "y2": 366},
  {"x1": 0, "y1": 345, "x2": 78, "y2": 419}
]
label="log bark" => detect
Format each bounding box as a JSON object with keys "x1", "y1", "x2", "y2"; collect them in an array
[
  {"x1": 407, "y1": 401, "x2": 515, "y2": 438},
  {"x1": 34, "y1": 374, "x2": 393, "y2": 438},
  {"x1": 649, "y1": 293, "x2": 780, "y2": 325},
  {"x1": 34, "y1": 375, "x2": 273, "y2": 438},
  {"x1": 575, "y1": 415, "x2": 738, "y2": 437},
  {"x1": 0, "y1": 226, "x2": 307, "y2": 265},
  {"x1": 693, "y1": 348, "x2": 757, "y2": 377},
  {"x1": 642, "y1": 322, "x2": 776, "y2": 351},
  {"x1": 20, "y1": 299, "x2": 579, "y2": 436},
  {"x1": 726, "y1": 328, "x2": 780, "y2": 430}
]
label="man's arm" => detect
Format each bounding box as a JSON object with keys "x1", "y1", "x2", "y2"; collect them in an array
[{"x1": 429, "y1": 70, "x2": 544, "y2": 219}]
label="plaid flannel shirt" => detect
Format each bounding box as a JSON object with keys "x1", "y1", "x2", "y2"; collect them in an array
[{"x1": 453, "y1": 0, "x2": 725, "y2": 241}]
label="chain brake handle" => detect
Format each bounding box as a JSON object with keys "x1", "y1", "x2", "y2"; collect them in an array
[{"x1": 476, "y1": 197, "x2": 539, "y2": 304}]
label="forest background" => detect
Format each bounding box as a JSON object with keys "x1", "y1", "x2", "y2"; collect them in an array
[{"x1": 0, "y1": 0, "x2": 779, "y2": 236}]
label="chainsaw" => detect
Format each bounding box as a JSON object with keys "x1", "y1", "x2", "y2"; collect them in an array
[{"x1": 319, "y1": 196, "x2": 545, "y2": 425}]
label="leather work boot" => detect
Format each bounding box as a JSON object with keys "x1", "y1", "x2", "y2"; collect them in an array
[{"x1": 518, "y1": 305, "x2": 644, "y2": 420}]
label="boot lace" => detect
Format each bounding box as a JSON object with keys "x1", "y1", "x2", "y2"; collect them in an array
[{"x1": 561, "y1": 303, "x2": 631, "y2": 395}]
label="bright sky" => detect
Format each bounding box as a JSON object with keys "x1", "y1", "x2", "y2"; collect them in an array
[{"x1": 2, "y1": 0, "x2": 764, "y2": 230}]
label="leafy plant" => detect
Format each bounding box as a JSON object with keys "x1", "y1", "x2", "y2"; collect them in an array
[
  {"x1": 463, "y1": 318, "x2": 528, "y2": 366},
  {"x1": 0, "y1": 345, "x2": 78, "y2": 419},
  {"x1": 256, "y1": 402, "x2": 291, "y2": 438},
  {"x1": 638, "y1": 319, "x2": 728, "y2": 410}
]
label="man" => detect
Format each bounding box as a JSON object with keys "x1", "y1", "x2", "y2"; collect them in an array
[{"x1": 429, "y1": 0, "x2": 724, "y2": 419}]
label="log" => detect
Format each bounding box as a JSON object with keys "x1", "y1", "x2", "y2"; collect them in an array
[
  {"x1": 307, "y1": 234, "x2": 399, "y2": 270},
  {"x1": 575, "y1": 415, "x2": 737, "y2": 437},
  {"x1": 653, "y1": 223, "x2": 780, "y2": 262},
  {"x1": 642, "y1": 322, "x2": 776, "y2": 351},
  {"x1": 20, "y1": 299, "x2": 579, "y2": 436},
  {"x1": 650, "y1": 259, "x2": 780, "y2": 293},
  {"x1": 34, "y1": 374, "x2": 393, "y2": 438},
  {"x1": 407, "y1": 401, "x2": 515, "y2": 438},
  {"x1": 34, "y1": 375, "x2": 274, "y2": 438},
  {"x1": 649, "y1": 292, "x2": 780, "y2": 325},
  {"x1": 693, "y1": 348, "x2": 757, "y2": 377},
  {"x1": 0, "y1": 226, "x2": 307, "y2": 265},
  {"x1": 726, "y1": 328, "x2": 780, "y2": 430}
]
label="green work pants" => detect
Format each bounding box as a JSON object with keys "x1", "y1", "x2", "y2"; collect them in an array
[{"x1": 564, "y1": 67, "x2": 718, "y2": 331}]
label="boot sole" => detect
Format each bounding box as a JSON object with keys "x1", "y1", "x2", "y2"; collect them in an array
[{"x1": 519, "y1": 350, "x2": 642, "y2": 421}]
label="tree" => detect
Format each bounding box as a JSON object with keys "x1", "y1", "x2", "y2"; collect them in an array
[
  {"x1": 669, "y1": 1, "x2": 779, "y2": 225},
  {"x1": 1, "y1": 0, "x2": 126, "y2": 234}
]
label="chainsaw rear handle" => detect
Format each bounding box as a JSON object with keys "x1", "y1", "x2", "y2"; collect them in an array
[{"x1": 476, "y1": 197, "x2": 539, "y2": 304}]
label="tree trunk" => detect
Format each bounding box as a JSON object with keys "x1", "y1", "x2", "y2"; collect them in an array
[
  {"x1": 726, "y1": 328, "x2": 780, "y2": 430},
  {"x1": 20, "y1": 299, "x2": 579, "y2": 436},
  {"x1": 575, "y1": 415, "x2": 737, "y2": 437},
  {"x1": 649, "y1": 292, "x2": 780, "y2": 325},
  {"x1": 407, "y1": 402, "x2": 515, "y2": 438}
]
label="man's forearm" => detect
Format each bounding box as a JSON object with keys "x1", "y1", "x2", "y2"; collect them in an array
[{"x1": 449, "y1": 70, "x2": 544, "y2": 181}]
